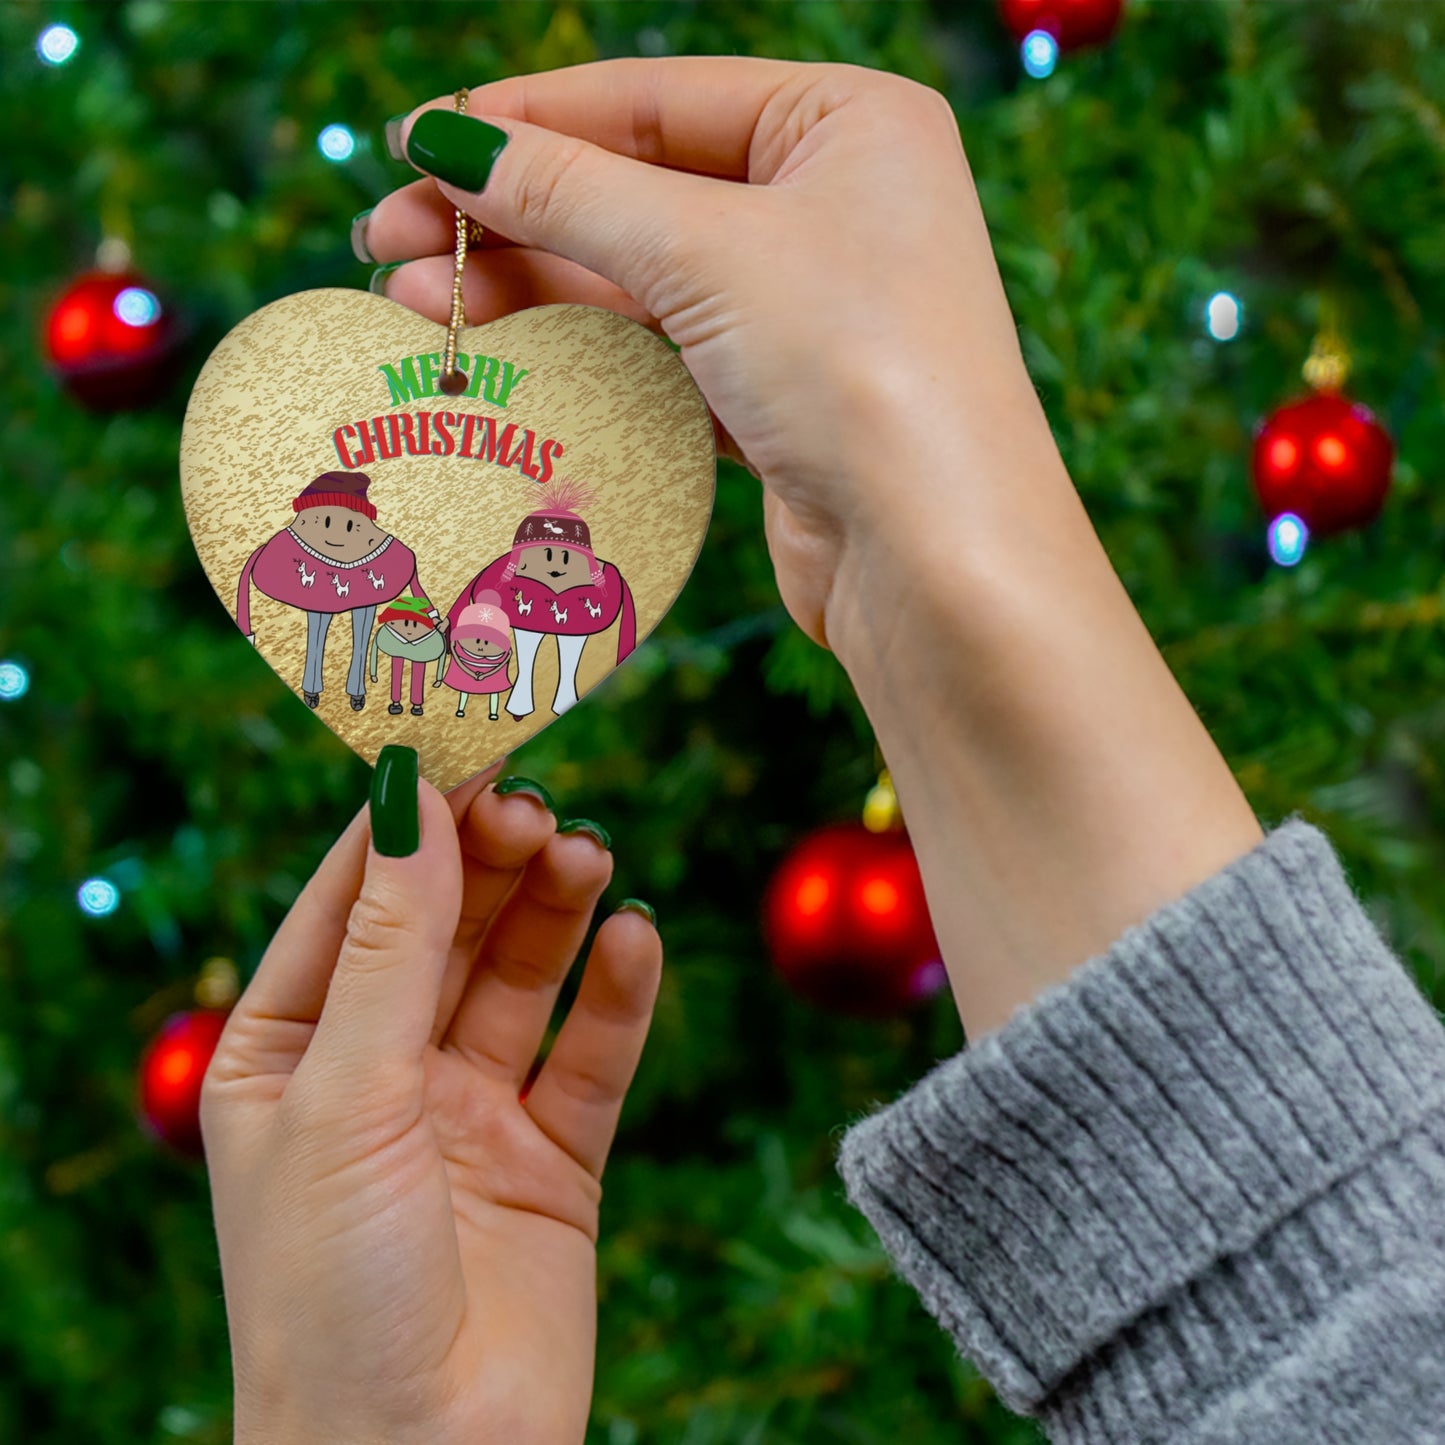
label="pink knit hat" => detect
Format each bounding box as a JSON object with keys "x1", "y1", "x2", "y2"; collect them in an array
[
  {"x1": 501, "y1": 479, "x2": 605, "y2": 588},
  {"x1": 452, "y1": 591, "x2": 511, "y2": 646}
]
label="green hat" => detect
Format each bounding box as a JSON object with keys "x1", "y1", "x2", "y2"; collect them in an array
[{"x1": 379, "y1": 595, "x2": 435, "y2": 628}]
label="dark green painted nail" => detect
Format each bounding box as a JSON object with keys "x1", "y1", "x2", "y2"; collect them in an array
[
  {"x1": 369, "y1": 261, "x2": 404, "y2": 296},
  {"x1": 350, "y1": 208, "x2": 375, "y2": 264},
  {"x1": 405, "y1": 110, "x2": 509, "y2": 192},
  {"x1": 370, "y1": 745, "x2": 419, "y2": 857},
  {"x1": 494, "y1": 776, "x2": 555, "y2": 812},
  {"x1": 617, "y1": 898, "x2": 656, "y2": 927},
  {"x1": 384, "y1": 113, "x2": 408, "y2": 162},
  {"x1": 559, "y1": 818, "x2": 612, "y2": 850}
]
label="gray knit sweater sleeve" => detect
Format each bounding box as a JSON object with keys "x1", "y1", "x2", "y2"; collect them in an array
[{"x1": 836, "y1": 821, "x2": 1445, "y2": 1443}]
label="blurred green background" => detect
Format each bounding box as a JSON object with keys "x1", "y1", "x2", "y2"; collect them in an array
[{"x1": 3, "y1": 1, "x2": 1445, "y2": 1441}]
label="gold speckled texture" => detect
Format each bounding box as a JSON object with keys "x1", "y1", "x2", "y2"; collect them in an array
[{"x1": 179, "y1": 289, "x2": 716, "y2": 790}]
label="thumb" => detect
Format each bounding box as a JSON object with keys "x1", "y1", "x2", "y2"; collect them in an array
[
  {"x1": 302, "y1": 746, "x2": 462, "y2": 1092},
  {"x1": 398, "y1": 106, "x2": 741, "y2": 316}
]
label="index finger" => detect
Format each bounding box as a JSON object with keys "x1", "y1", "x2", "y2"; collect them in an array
[{"x1": 413, "y1": 55, "x2": 810, "y2": 182}]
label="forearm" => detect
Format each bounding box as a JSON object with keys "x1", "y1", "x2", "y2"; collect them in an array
[{"x1": 825, "y1": 385, "x2": 1261, "y2": 1040}]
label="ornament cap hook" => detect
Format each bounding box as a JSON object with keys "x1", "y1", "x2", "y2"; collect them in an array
[{"x1": 195, "y1": 955, "x2": 240, "y2": 1010}]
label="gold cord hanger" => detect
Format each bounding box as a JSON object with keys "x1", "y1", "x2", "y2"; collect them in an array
[{"x1": 439, "y1": 88, "x2": 480, "y2": 395}]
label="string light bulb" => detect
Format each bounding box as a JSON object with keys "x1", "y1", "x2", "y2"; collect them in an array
[
  {"x1": 37, "y1": 24, "x2": 79, "y2": 66},
  {"x1": 317, "y1": 124, "x2": 356, "y2": 162}
]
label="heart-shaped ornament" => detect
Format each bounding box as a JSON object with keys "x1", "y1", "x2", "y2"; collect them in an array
[{"x1": 180, "y1": 289, "x2": 716, "y2": 790}]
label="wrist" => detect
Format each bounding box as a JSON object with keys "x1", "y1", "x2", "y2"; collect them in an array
[{"x1": 823, "y1": 419, "x2": 1261, "y2": 1039}]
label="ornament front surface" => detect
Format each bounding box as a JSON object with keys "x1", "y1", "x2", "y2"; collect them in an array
[{"x1": 180, "y1": 290, "x2": 716, "y2": 789}]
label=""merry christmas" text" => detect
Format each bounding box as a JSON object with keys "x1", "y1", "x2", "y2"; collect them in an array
[{"x1": 332, "y1": 410, "x2": 564, "y2": 483}]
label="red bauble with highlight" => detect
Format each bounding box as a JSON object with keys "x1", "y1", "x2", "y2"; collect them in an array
[
  {"x1": 1251, "y1": 392, "x2": 1394, "y2": 537},
  {"x1": 137, "y1": 1009, "x2": 230, "y2": 1157},
  {"x1": 45, "y1": 270, "x2": 181, "y2": 410},
  {"x1": 998, "y1": 0, "x2": 1124, "y2": 49},
  {"x1": 763, "y1": 823, "x2": 945, "y2": 1017}
]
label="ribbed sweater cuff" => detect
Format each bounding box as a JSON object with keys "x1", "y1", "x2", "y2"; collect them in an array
[{"x1": 836, "y1": 820, "x2": 1445, "y2": 1429}]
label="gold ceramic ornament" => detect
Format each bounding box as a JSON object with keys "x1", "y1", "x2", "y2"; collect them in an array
[{"x1": 179, "y1": 289, "x2": 716, "y2": 790}]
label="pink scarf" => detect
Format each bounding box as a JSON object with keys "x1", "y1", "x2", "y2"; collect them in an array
[{"x1": 452, "y1": 643, "x2": 511, "y2": 682}]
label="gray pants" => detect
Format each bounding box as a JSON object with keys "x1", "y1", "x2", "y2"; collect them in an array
[{"x1": 303, "y1": 606, "x2": 377, "y2": 697}]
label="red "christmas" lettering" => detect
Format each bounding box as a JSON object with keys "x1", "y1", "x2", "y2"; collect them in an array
[{"x1": 333, "y1": 412, "x2": 564, "y2": 484}]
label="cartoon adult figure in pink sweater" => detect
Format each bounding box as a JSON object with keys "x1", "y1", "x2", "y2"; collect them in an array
[
  {"x1": 236, "y1": 471, "x2": 440, "y2": 711},
  {"x1": 447, "y1": 481, "x2": 635, "y2": 720}
]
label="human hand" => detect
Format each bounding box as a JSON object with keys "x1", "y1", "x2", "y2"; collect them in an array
[
  {"x1": 201, "y1": 751, "x2": 661, "y2": 1444},
  {"x1": 362, "y1": 58, "x2": 1056, "y2": 652},
  {"x1": 362, "y1": 61, "x2": 1259, "y2": 1044}
]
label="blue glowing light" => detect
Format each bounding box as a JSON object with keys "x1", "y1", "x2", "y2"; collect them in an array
[
  {"x1": 1205, "y1": 291, "x2": 1243, "y2": 342},
  {"x1": 0, "y1": 661, "x2": 28, "y2": 701},
  {"x1": 78, "y1": 878, "x2": 121, "y2": 917},
  {"x1": 318, "y1": 124, "x2": 356, "y2": 162},
  {"x1": 1267, "y1": 512, "x2": 1309, "y2": 567},
  {"x1": 1021, "y1": 30, "x2": 1059, "y2": 79},
  {"x1": 37, "y1": 24, "x2": 79, "y2": 66},
  {"x1": 114, "y1": 287, "x2": 161, "y2": 328}
]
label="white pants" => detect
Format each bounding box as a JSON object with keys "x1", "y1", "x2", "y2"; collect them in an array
[{"x1": 506, "y1": 629, "x2": 588, "y2": 718}]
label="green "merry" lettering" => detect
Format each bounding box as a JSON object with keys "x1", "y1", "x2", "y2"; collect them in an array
[{"x1": 378, "y1": 351, "x2": 529, "y2": 408}]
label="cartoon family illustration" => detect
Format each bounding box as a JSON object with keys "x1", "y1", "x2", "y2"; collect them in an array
[{"x1": 236, "y1": 471, "x2": 636, "y2": 721}]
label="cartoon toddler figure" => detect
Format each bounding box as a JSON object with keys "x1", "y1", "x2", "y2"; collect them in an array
[
  {"x1": 368, "y1": 596, "x2": 449, "y2": 717},
  {"x1": 447, "y1": 481, "x2": 635, "y2": 719},
  {"x1": 444, "y1": 590, "x2": 514, "y2": 721},
  {"x1": 236, "y1": 471, "x2": 439, "y2": 710}
]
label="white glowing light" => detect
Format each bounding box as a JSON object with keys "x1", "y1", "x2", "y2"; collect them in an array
[
  {"x1": 1267, "y1": 512, "x2": 1309, "y2": 567},
  {"x1": 1206, "y1": 291, "x2": 1243, "y2": 342},
  {"x1": 114, "y1": 287, "x2": 161, "y2": 327},
  {"x1": 318, "y1": 124, "x2": 356, "y2": 162},
  {"x1": 0, "y1": 661, "x2": 29, "y2": 700},
  {"x1": 1022, "y1": 30, "x2": 1059, "y2": 79},
  {"x1": 38, "y1": 24, "x2": 79, "y2": 66},
  {"x1": 78, "y1": 878, "x2": 121, "y2": 917}
]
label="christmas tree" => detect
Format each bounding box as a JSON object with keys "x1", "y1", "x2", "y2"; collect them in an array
[{"x1": 3, "y1": 3, "x2": 1444, "y2": 1441}]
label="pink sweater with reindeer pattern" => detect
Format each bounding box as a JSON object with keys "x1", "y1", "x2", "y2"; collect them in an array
[{"x1": 236, "y1": 528, "x2": 427, "y2": 633}]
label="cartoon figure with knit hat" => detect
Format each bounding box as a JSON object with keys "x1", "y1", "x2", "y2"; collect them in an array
[
  {"x1": 368, "y1": 596, "x2": 449, "y2": 717},
  {"x1": 447, "y1": 480, "x2": 635, "y2": 720},
  {"x1": 444, "y1": 590, "x2": 514, "y2": 721},
  {"x1": 236, "y1": 471, "x2": 440, "y2": 711}
]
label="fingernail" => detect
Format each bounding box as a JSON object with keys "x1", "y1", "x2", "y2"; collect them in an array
[
  {"x1": 558, "y1": 818, "x2": 612, "y2": 850},
  {"x1": 384, "y1": 113, "x2": 409, "y2": 162},
  {"x1": 617, "y1": 898, "x2": 657, "y2": 927},
  {"x1": 494, "y1": 776, "x2": 555, "y2": 812},
  {"x1": 405, "y1": 110, "x2": 509, "y2": 192},
  {"x1": 350, "y1": 208, "x2": 375, "y2": 264},
  {"x1": 369, "y1": 261, "x2": 404, "y2": 297},
  {"x1": 370, "y1": 745, "x2": 420, "y2": 857}
]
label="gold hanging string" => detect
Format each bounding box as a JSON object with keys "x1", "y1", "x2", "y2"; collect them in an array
[{"x1": 439, "y1": 88, "x2": 479, "y2": 396}]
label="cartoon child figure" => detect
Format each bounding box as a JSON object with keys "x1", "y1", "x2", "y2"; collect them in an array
[
  {"x1": 367, "y1": 595, "x2": 449, "y2": 717},
  {"x1": 236, "y1": 471, "x2": 438, "y2": 710},
  {"x1": 444, "y1": 590, "x2": 514, "y2": 721},
  {"x1": 447, "y1": 481, "x2": 635, "y2": 720}
]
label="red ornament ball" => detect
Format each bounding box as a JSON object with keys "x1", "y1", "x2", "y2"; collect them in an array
[
  {"x1": 137, "y1": 1009, "x2": 230, "y2": 1157},
  {"x1": 1251, "y1": 392, "x2": 1394, "y2": 537},
  {"x1": 44, "y1": 270, "x2": 180, "y2": 410},
  {"x1": 763, "y1": 823, "x2": 945, "y2": 1017},
  {"x1": 998, "y1": 0, "x2": 1124, "y2": 50}
]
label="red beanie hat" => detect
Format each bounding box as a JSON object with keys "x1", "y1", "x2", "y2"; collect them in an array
[{"x1": 293, "y1": 471, "x2": 377, "y2": 521}]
